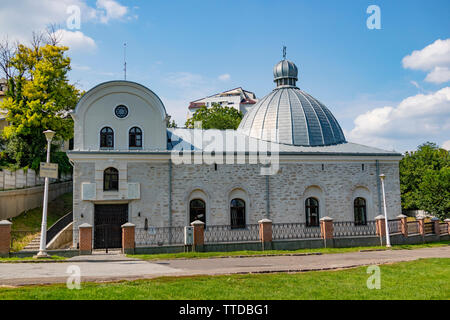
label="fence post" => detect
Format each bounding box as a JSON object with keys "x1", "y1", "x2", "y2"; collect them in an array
[
  {"x1": 121, "y1": 222, "x2": 135, "y2": 254},
  {"x1": 0, "y1": 220, "x2": 12, "y2": 257},
  {"x1": 397, "y1": 214, "x2": 408, "y2": 237},
  {"x1": 191, "y1": 220, "x2": 205, "y2": 252},
  {"x1": 79, "y1": 223, "x2": 93, "y2": 255},
  {"x1": 320, "y1": 216, "x2": 333, "y2": 248},
  {"x1": 430, "y1": 217, "x2": 440, "y2": 236},
  {"x1": 375, "y1": 215, "x2": 386, "y2": 246},
  {"x1": 258, "y1": 218, "x2": 272, "y2": 251},
  {"x1": 416, "y1": 215, "x2": 425, "y2": 237}
]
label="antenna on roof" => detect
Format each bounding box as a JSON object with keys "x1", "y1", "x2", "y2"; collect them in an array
[
  {"x1": 123, "y1": 42, "x2": 127, "y2": 80},
  {"x1": 282, "y1": 46, "x2": 286, "y2": 60}
]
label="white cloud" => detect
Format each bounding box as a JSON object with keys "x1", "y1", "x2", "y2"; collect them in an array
[
  {"x1": 0, "y1": 0, "x2": 131, "y2": 46},
  {"x1": 347, "y1": 87, "x2": 450, "y2": 151},
  {"x1": 218, "y1": 73, "x2": 231, "y2": 81},
  {"x1": 425, "y1": 67, "x2": 450, "y2": 84},
  {"x1": 96, "y1": 0, "x2": 128, "y2": 24},
  {"x1": 402, "y1": 38, "x2": 450, "y2": 84},
  {"x1": 53, "y1": 29, "x2": 97, "y2": 52},
  {"x1": 442, "y1": 140, "x2": 450, "y2": 150}
]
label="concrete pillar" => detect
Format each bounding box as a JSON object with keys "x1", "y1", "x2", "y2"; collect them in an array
[
  {"x1": 416, "y1": 215, "x2": 425, "y2": 237},
  {"x1": 0, "y1": 220, "x2": 12, "y2": 257},
  {"x1": 375, "y1": 215, "x2": 386, "y2": 236},
  {"x1": 431, "y1": 217, "x2": 440, "y2": 236},
  {"x1": 258, "y1": 219, "x2": 272, "y2": 250},
  {"x1": 121, "y1": 222, "x2": 135, "y2": 254},
  {"x1": 397, "y1": 214, "x2": 408, "y2": 237},
  {"x1": 191, "y1": 220, "x2": 205, "y2": 251},
  {"x1": 79, "y1": 223, "x2": 93, "y2": 255}
]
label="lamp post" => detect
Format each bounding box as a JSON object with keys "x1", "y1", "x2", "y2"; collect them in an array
[
  {"x1": 379, "y1": 174, "x2": 391, "y2": 247},
  {"x1": 36, "y1": 130, "x2": 55, "y2": 258}
]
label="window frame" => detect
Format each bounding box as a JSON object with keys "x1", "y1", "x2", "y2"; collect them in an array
[
  {"x1": 230, "y1": 198, "x2": 246, "y2": 229},
  {"x1": 354, "y1": 197, "x2": 367, "y2": 226},
  {"x1": 100, "y1": 127, "x2": 114, "y2": 149},
  {"x1": 189, "y1": 198, "x2": 206, "y2": 225},
  {"x1": 103, "y1": 167, "x2": 119, "y2": 191},
  {"x1": 129, "y1": 126, "x2": 143, "y2": 149},
  {"x1": 305, "y1": 197, "x2": 320, "y2": 227}
]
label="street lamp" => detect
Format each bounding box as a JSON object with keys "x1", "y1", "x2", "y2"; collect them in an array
[
  {"x1": 379, "y1": 174, "x2": 391, "y2": 247},
  {"x1": 36, "y1": 130, "x2": 55, "y2": 258}
]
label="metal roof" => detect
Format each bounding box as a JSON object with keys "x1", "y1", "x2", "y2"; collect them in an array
[
  {"x1": 273, "y1": 59, "x2": 298, "y2": 81},
  {"x1": 238, "y1": 86, "x2": 346, "y2": 146}
]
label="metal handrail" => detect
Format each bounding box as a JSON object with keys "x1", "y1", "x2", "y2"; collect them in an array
[{"x1": 46, "y1": 211, "x2": 73, "y2": 244}]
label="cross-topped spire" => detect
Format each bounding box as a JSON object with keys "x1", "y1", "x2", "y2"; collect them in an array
[{"x1": 282, "y1": 46, "x2": 286, "y2": 60}]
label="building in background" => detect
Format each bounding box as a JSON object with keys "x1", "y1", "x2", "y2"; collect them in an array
[
  {"x1": 0, "y1": 78, "x2": 8, "y2": 133},
  {"x1": 187, "y1": 87, "x2": 258, "y2": 120}
]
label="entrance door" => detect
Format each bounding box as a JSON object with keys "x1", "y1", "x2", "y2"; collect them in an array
[{"x1": 94, "y1": 204, "x2": 128, "y2": 249}]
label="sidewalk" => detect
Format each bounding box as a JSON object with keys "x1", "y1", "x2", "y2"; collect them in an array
[{"x1": 0, "y1": 246, "x2": 449, "y2": 286}]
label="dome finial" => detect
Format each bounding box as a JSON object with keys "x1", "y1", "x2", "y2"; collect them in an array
[{"x1": 283, "y1": 46, "x2": 286, "y2": 60}]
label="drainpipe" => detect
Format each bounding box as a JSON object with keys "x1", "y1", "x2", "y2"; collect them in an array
[
  {"x1": 376, "y1": 160, "x2": 382, "y2": 215},
  {"x1": 266, "y1": 175, "x2": 270, "y2": 219},
  {"x1": 168, "y1": 159, "x2": 173, "y2": 244}
]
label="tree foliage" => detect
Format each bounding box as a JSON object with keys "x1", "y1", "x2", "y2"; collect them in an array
[
  {"x1": 185, "y1": 103, "x2": 243, "y2": 130},
  {"x1": 0, "y1": 39, "x2": 80, "y2": 172},
  {"x1": 400, "y1": 142, "x2": 449, "y2": 219}
]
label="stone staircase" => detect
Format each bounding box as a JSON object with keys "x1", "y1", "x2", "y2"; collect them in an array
[{"x1": 21, "y1": 233, "x2": 41, "y2": 251}]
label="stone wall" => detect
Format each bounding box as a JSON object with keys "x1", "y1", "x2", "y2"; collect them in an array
[
  {"x1": 0, "y1": 181, "x2": 73, "y2": 220},
  {"x1": 71, "y1": 158, "x2": 401, "y2": 246}
]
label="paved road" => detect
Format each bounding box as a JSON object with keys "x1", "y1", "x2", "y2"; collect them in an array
[{"x1": 0, "y1": 246, "x2": 449, "y2": 286}]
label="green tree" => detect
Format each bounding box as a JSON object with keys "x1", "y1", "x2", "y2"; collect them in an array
[
  {"x1": 400, "y1": 142, "x2": 449, "y2": 219},
  {"x1": 0, "y1": 42, "x2": 80, "y2": 170},
  {"x1": 418, "y1": 167, "x2": 450, "y2": 220},
  {"x1": 185, "y1": 103, "x2": 243, "y2": 130},
  {"x1": 166, "y1": 114, "x2": 178, "y2": 128}
]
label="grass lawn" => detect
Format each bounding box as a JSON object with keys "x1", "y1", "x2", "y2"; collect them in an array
[
  {"x1": 10, "y1": 192, "x2": 72, "y2": 252},
  {"x1": 127, "y1": 240, "x2": 450, "y2": 261},
  {"x1": 0, "y1": 258, "x2": 448, "y2": 300},
  {"x1": 0, "y1": 256, "x2": 67, "y2": 263}
]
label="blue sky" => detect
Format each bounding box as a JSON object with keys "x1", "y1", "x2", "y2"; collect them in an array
[{"x1": 1, "y1": 0, "x2": 450, "y2": 152}]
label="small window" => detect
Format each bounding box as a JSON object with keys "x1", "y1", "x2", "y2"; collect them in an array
[
  {"x1": 103, "y1": 167, "x2": 118, "y2": 191},
  {"x1": 115, "y1": 105, "x2": 128, "y2": 118},
  {"x1": 354, "y1": 197, "x2": 367, "y2": 225},
  {"x1": 362, "y1": 164, "x2": 365, "y2": 171},
  {"x1": 129, "y1": 127, "x2": 142, "y2": 148},
  {"x1": 230, "y1": 198, "x2": 246, "y2": 229},
  {"x1": 100, "y1": 127, "x2": 114, "y2": 148},
  {"x1": 305, "y1": 197, "x2": 319, "y2": 227},
  {"x1": 190, "y1": 199, "x2": 206, "y2": 225}
]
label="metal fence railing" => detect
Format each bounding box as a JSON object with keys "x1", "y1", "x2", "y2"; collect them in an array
[
  {"x1": 440, "y1": 222, "x2": 448, "y2": 235},
  {"x1": 333, "y1": 220, "x2": 377, "y2": 238},
  {"x1": 407, "y1": 221, "x2": 420, "y2": 235},
  {"x1": 204, "y1": 224, "x2": 260, "y2": 244},
  {"x1": 388, "y1": 219, "x2": 401, "y2": 234},
  {"x1": 272, "y1": 222, "x2": 321, "y2": 240},
  {"x1": 135, "y1": 226, "x2": 185, "y2": 247},
  {"x1": 424, "y1": 222, "x2": 434, "y2": 235}
]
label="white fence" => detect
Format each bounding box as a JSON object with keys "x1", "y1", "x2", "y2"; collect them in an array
[{"x1": 0, "y1": 168, "x2": 72, "y2": 190}]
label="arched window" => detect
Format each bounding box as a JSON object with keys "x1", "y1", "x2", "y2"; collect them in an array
[
  {"x1": 190, "y1": 199, "x2": 206, "y2": 225},
  {"x1": 129, "y1": 127, "x2": 142, "y2": 148},
  {"x1": 100, "y1": 127, "x2": 114, "y2": 148},
  {"x1": 230, "y1": 198, "x2": 245, "y2": 229},
  {"x1": 354, "y1": 197, "x2": 367, "y2": 225},
  {"x1": 103, "y1": 167, "x2": 118, "y2": 191},
  {"x1": 305, "y1": 197, "x2": 319, "y2": 227}
]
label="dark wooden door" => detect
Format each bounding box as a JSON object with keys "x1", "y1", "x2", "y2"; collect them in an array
[{"x1": 94, "y1": 204, "x2": 128, "y2": 249}]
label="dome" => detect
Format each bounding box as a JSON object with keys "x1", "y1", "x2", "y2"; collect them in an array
[
  {"x1": 238, "y1": 60, "x2": 346, "y2": 147},
  {"x1": 273, "y1": 59, "x2": 298, "y2": 82}
]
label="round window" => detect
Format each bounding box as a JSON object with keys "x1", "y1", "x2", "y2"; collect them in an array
[{"x1": 115, "y1": 105, "x2": 128, "y2": 118}]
